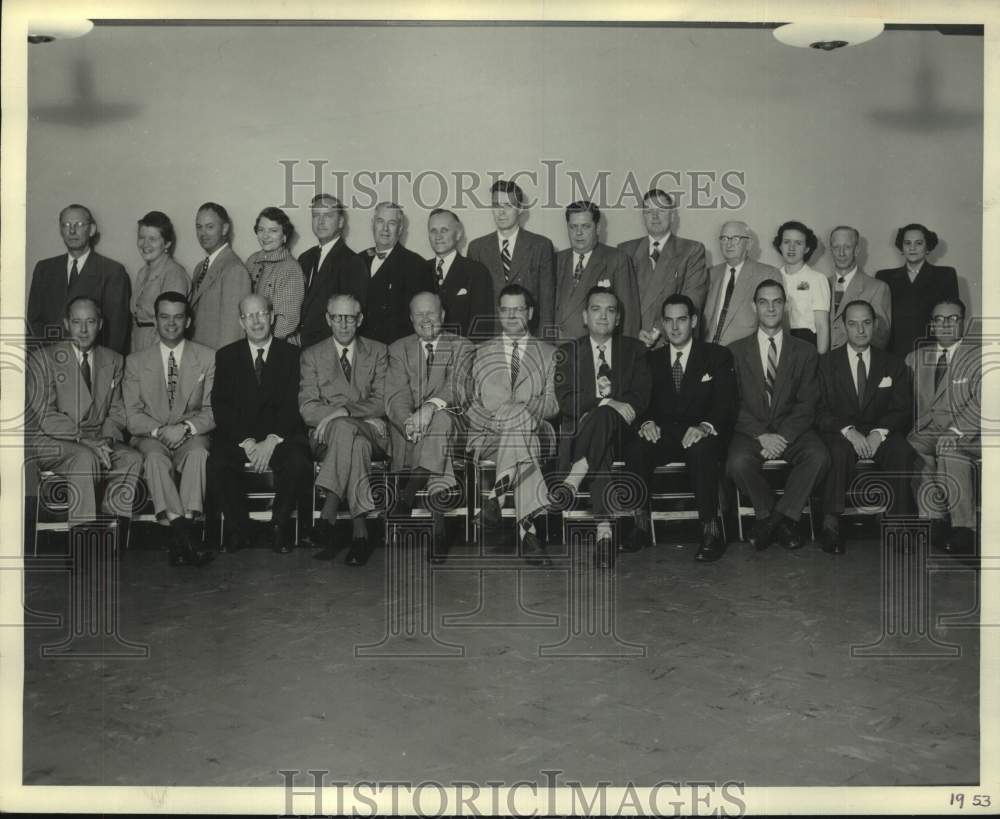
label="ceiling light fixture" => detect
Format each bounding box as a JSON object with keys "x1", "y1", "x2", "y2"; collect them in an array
[{"x1": 773, "y1": 20, "x2": 884, "y2": 51}]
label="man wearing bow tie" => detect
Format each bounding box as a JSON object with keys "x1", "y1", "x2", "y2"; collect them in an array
[
  {"x1": 554, "y1": 286, "x2": 651, "y2": 564},
  {"x1": 618, "y1": 189, "x2": 707, "y2": 348},
  {"x1": 622, "y1": 294, "x2": 737, "y2": 562},
  {"x1": 385, "y1": 292, "x2": 476, "y2": 562},
  {"x1": 123, "y1": 291, "x2": 216, "y2": 567},
  {"x1": 299, "y1": 294, "x2": 389, "y2": 567},
  {"x1": 337, "y1": 202, "x2": 436, "y2": 345},
  {"x1": 207, "y1": 294, "x2": 312, "y2": 554},
  {"x1": 816, "y1": 300, "x2": 914, "y2": 554},
  {"x1": 907, "y1": 298, "x2": 981, "y2": 556},
  {"x1": 827, "y1": 226, "x2": 891, "y2": 350},
  {"x1": 26, "y1": 297, "x2": 142, "y2": 537},
  {"x1": 425, "y1": 209, "x2": 494, "y2": 340}
]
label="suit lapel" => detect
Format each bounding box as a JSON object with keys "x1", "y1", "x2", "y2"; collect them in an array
[
  {"x1": 649, "y1": 235, "x2": 678, "y2": 307},
  {"x1": 172, "y1": 346, "x2": 199, "y2": 419},
  {"x1": 860, "y1": 348, "x2": 883, "y2": 409},
  {"x1": 769, "y1": 335, "x2": 795, "y2": 410},
  {"x1": 725, "y1": 264, "x2": 756, "y2": 336},
  {"x1": 677, "y1": 342, "x2": 703, "y2": 405},
  {"x1": 741, "y1": 336, "x2": 767, "y2": 413},
  {"x1": 192, "y1": 247, "x2": 227, "y2": 304}
]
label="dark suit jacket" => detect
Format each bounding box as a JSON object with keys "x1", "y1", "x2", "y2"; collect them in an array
[
  {"x1": 211, "y1": 337, "x2": 306, "y2": 449},
  {"x1": 641, "y1": 341, "x2": 738, "y2": 437},
  {"x1": 339, "y1": 244, "x2": 436, "y2": 346},
  {"x1": 467, "y1": 229, "x2": 555, "y2": 330},
  {"x1": 28, "y1": 251, "x2": 132, "y2": 354},
  {"x1": 427, "y1": 254, "x2": 494, "y2": 340},
  {"x1": 729, "y1": 332, "x2": 819, "y2": 444},
  {"x1": 617, "y1": 234, "x2": 708, "y2": 332},
  {"x1": 817, "y1": 345, "x2": 911, "y2": 436},
  {"x1": 875, "y1": 261, "x2": 959, "y2": 359},
  {"x1": 554, "y1": 243, "x2": 641, "y2": 339},
  {"x1": 296, "y1": 238, "x2": 357, "y2": 349}
]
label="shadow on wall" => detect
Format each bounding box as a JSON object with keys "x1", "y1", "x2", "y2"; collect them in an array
[{"x1": 30, "y1": 58, "x2": 141, "y2": 126}]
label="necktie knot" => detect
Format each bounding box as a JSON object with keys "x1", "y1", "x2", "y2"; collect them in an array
[
  {"x1": 374, "y1": 250, "x2": 388, "y2": 260},
  {"x1": 838, "y1": 276, "x2": 846, "y2": 285}
]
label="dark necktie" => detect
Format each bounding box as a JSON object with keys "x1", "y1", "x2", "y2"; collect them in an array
[
  {"x1": 501, "y1": 239, "x2": 512, "y2": 281},
  {"x1": 68, "y1": 258, "x2": 80, "y2": 290},
  {"x1": 436, "y1": 258, "x2": 445, "y2": 287},
  {"x1": 713, "y1": 267, "x2": 736, "y2": 344},
  {"x1": 573, "y1": 254, "x2": 585, "y2": 284},
  {"x1": 834, "y1": 276, "x2": 846, "y2": 313},
  {"x1": 425, "y1": 341, "x2": 435, "y2": 368},
  {"x1": 934, "y1": 350, "x2": 948, "y2": 392},
  {"x1": 764, "y1": 337, "x2": 778, "y2": 405},
  {"x1": 375, "y1": 250, "x2": 388, "y2": 260},
  {"x1": 167, "y1": 351, "x2": 178, "y2": 409},
  {"x1": 651, "y1": 240, "x2": 661, "y2": 265},
  {"x1": 510, "y1": 340, "x2": 520, "y2": 392},
  {"x1": 340, "y1": 347, "x2": 352, "y2": 382},
  {"x1": 672, "y1": 350, "x2": 683, "y2": 392},
  {"x1": 193, "y1": 257, "x2": 210, "y2": 292},
  {"x1": 80, "y1": 350, "x2": 92, "y2": 392},
  {"x1": 254, "y1": 347, "x2": 265, "y2": 384},
  {"x1": 597, "y1": 344, "x2": 612, "y2": 395},
  {"x1": 856, "y1": 351, "x2": 867, "y2": 405}
]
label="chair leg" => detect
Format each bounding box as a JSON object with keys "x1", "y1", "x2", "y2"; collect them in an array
[
  {"x1": 805, "y1": 498, "x2": 815, "y2": 541},
  {"x1": 735, "y1": 488, "x2": 745, "y2": 541}
]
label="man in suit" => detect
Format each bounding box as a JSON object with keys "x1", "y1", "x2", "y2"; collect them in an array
[
  {"x1": 426, "y1": 208, "x2": 494, "y2": 340},
  {"x1": 907, "y1": 298, "x2": 980, "y2": 556},
  {"x1": 618, "y1": 189, "x2": 708, "y2": 348},
  {"x1": 299, "y1": 294, "x2": 389, "y2": 566},
  {"x1": 337, "y1": 202, "x2": 435, "y2": 346},
  {"x1": 207, "y1": 294, "x2": 312, "y2": 554},
  {"x1": 702, "y1": 221, "x2": 780, "y2": 347},
  {"x1": 123, "y1": 291, "x2": 215, "y2": 567},
  {"x1": 386, "y1": 292, "x2": 475, "y2": 562},
  {"x1": 189, "y1": 202, "x2": 252, "y2": 350},
  {"x1": 726, "y1": 279, "x2": 830, "y2": 550},
  {"x1": 877, "y1": 224, "x2": 960, "y2": 359},
  {"x1": 467, "y1": 179, "x2": 555, "y2": 333},
  {"x1": 554, "y1": 287, "x2": 651, "y2": 562},
  {"x1": 554, "y1": 201, "x2": 640, "y2": 340},
  {"x1": 623, "y1": 294, "x2": 738, "y2": 562},
  {"x1": 28, "y1": 204, "x2": 131, "y2": 354},
  {"x1": 817, "y1": 300, "x2": 914, "y2": 554},
  {"x1": 292, "y1": 194, "x2": 358, "y2": 349},
  {"x1": 467, "y1": 284, "x2": 559, "y2": 565},
  {"x1": 827, "y1": 226, "x2": 891, "y2": 350},
  {"x1": 26, "y1": 297, "x2": 142, "y2": 537}
]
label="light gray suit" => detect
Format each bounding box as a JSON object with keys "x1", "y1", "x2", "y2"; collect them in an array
[
  {"x1": 703, "y1": 258, "x2": 780, "y2": 346},
  {"x1": 828, "y1": 269, "x2": 892, "y2": 350},
  {"x1": 618, "y1": 233, "x2": 708, "y2": 334},
  {"x1": 189, "y1": 244, "x2": 252, "y2": 350}
]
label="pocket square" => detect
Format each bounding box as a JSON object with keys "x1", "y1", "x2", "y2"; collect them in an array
[
  {"x1": 598, "y1": 278, "x2": 611, "y2": 287},
  {"x1": 701, "y1": 373, "x2": 712, "y2": 382},
  {"x1": 952, "y1": 377, "x2": 969, "y2": 384},
  {"x1": 878, "y1": 376, "x2": 892, "y2": 388},
  {"x1": 197, "y1": 373, "x2": 206, "y2": 382},
  {"x1": 456, "y1": 288, "x2": 468, "y2": 296}
]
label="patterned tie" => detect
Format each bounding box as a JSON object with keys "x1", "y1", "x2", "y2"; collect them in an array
[
  {"x1": 856, "y1": 351, "x2": 867, "y2": 405},
  {"x1": 597, "y1": 344, "x2": 612, "y2": 396},
  {"x1": 834, "y1": 276, "x2": 846, "y2": 313},
  {"x1": 68, "y1": 258, "x2": 80, "y2": 290},
  {"x1": 509, "y1": 340, "x2": 520, "y2": 392},
  {"x1": 713, "y1": 267, "x2": 736, "y2": 344},
  {"x1": 573, "y1": 254, "x2": 585, "y2": 285},
  {"x1": 193, "y1": 257, "x2": 210, "y2": 292},
  {"x1": 764, "y1": 337, "x2": 778, "y2": 406},
  {"x1": 501, "y1": 239, "x2": 512, "y2": 282},
  {"x1": 167, "y1": 351, "x2": 178, "y2": 410},
  {"x1": 254, "y1": 347, "x2": 265, "y2": 385},
  {"x1": 376, "y1": 250, "x2": 388, "y2": 260},
  {"x1": 650, "y1": 240, "x2": 661, "y2": 266},
  {"x1": 436, "y1": 258, "x2": 445, "y2": 287},
  {"x1": 934, "y1": 350, "x2": 948, "y2": 392},
  {"x1": 425, "y1": 341, "x2": 435, "y2": 368},
  {"x1": 80, "y1": 350, "x2": 92, "y2": 392},
  {"x1": 340, "y1": 347, "x2": 352, "y2": 383},
  {"x1": 672, "y1": 350, "x2": 683, "y2": 392}
]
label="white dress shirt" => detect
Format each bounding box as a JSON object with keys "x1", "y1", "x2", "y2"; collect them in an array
[
  {"x1": 434, "y1": 250, "x2": 457, "y2": 283},
  {"x1": 648, "y1": 232, "x2": 671, "y2": 262},
  {"x1": 573, "y1": 249, "x2": 594, "y2": 272},
  {"x1": 756, "y1": 327, "x2": 783, "y2": 376},
  {"x1": 497, "y1": 228, "x2": 519, "y2": 257},
  {"x1": 67, "y1": 249, "x2": 91, "y2": 283},
  {"x1": 842, "y1": 344, "x2": 888, "y2": 441},
  {"x1": 370, "y1": 245, "x2": 394, "y2": 277},
  {"x1": 317, "y1": 235, "x2": 341, "y2": 270},
  {"x1": 247, "y1": 336, "x2": 274, "y2": 362}
]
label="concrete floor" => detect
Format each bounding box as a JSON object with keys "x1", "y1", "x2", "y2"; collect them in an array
[{"x1": 22, "y1": 518, "x2": 979, "y2": 788}]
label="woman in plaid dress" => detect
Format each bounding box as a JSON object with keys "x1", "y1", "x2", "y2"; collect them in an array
[{"x1": 244, "y1": 206, "x2": 305, "y2": 342}]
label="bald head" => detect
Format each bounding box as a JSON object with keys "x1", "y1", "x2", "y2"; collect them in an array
[
  {"x1": 719, "y1": 221, "x2": 751, "y2": 265},
  {"x1": 410, "y1": 291, "x2": 445, "y2": 341}
]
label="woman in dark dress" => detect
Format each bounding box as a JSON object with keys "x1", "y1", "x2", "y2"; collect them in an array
[{"x1": 875, "y1": 223, "x2": 959, "y2": 359}]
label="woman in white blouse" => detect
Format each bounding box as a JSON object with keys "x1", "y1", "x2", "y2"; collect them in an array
[{"x1": 772, "y1": 220, "x2": 830, "y2": 353}]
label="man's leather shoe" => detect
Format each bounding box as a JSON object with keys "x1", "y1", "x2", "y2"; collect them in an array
[
  {"x1": 345, "y1": 537, "x2": 373, "y2": 567},
  {"x1": 819, "y1": 527, "x2": 844, "y2": 555},
  {"x1": 943, "y1": 526, "x2": 976, "y2": 556},
  {"x1": 748, "y1": 515, "x2": 776, "y2": 551},
  {"x1": 220, "y1": 528, "x2": 248, "y2": 554},
  {"x1": 521, "y1": 530, "x2": 552, "y2": 567},
  {"x1": 272, "y1": 522, "x2": 293, "y2": 554},
  {"x1": 481, "y1": 497, "x2": 502, "y2": 528},
  {"x1": 776, "y1": 518, "x2": 803, "y2": 550},
  {"x1": 620, "y1": 521, "x2": 652, "y2": 553},
  {"x1": 695, "y1": 530, "x2": 727, "y2": 563}
]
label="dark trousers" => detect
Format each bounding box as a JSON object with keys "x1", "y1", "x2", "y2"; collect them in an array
[
  {"x1": 622, "y1": 423, "x2": 723, "y2": 522},
  {"x1": 568, "y1": 405, "x2": 628, "y2": 516},
  {"x1": 207, "y1": 440, "x2": 313, "y2": 531},
  {"x1": 726, "y1": 430, "x2": 830, "y2": 521},
  {"x1": 820, "y1": 432, "x2": 915, "y2": 516}
]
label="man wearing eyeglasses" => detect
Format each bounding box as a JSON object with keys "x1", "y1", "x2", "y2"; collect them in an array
[
  {"x1": 907, "y1": 299, "x2": 981, "y2": 556},
  {"x1": 299, "y1": 294, "x2": 389, "y2": 567},
  {"x1": 827, "y1": 226, "x2": 891, "y2": 351},
  {"x1": 702, "y1": 221, "x2": 779, "y2": 347},
  {"x1": 207, "y1": 294, "x2": 312, "y2": 555},
  {"x1": 618, "y1": 189, "x2": 707, "y2": 349},
  {"x1": 28, "y1": 204, "x2": 132, "y2": 354},
  {"x1": 466, "y1": 284, "x2": 559, "y2": 565}
]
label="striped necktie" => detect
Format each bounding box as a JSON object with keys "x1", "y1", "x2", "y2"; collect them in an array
[
  {"x1": 501, "y1": 239, "x2": 512, "y2": 282},
  {"x1": 340, "y1": 347, "x2": 352, "y2": 383},
  {"x1": 167, "y1": 351, "x2": 178, "y2": 409},
  {"x1": 573, "y1": 254, "x2": 585, "y2": 284},
  {"x1": 509, "y1": 340, "x2": 520, "y2": 391},
  {"x1": 764, "y1": 337, "x2": 778, "y2": 405}
]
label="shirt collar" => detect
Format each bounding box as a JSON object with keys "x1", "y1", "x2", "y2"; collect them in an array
[
  {"x1": 835, "y1": 266, "x2": 858, "y2": 284},
  {"x1": 757, "y1": 328, "x2": 783, "y2": 346},
  {"x1": 435, "y1": 250, "x2": 458, "y2": 277},
  {"x1": 590, "y1": 336, "x2": 612, "y2": 356},
  {"x1": 160, "y1": 339, "x2": 185, "y2": 361},
  {"x1": 317, "y1": 235, "x2": 341, "y2": 265},
  {"x1": 576, "y1": 248, "x2": 595, "y2": 266},
  {"x1": 498, "y1": 227, "x2": 520, "y2": 249},
  {"x1": 502, "y1": 333, "x2": 528, "y2": 346},
  {"x1": 206, "y1": 244, "x2": 227, "y2": 267},
  {"x1": 847, "y1": 344, "x2": 871, "y2": 363},
  {"x1": 68, "y1": 249, "x2": 91, "y2": 274},
  {"x1": 648, "y1": 233, "x2": 671, "y2": 252},
  {"x1": 724, "y1": 258, "x2": 745, "y2": 276},
  {"x1": 936, "y1": 340, "x2": 961, "y2": 362},
  {"x1": 668, "y1": 338, "x2": 693, "y2": 359},
  {"x1": 248, "y1": 336, "x2": 274, "y2": 360},
  {"x1": 70, "y1": 343, "x2": 93, "y2": 364},
  {"x1": 334, "y1": 339, "x2": 355, "y2": 359}
]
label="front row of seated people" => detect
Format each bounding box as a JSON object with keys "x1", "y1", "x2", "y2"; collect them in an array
[{"x1": 27, "y1": 278, "x2": 980, "y2": 568}]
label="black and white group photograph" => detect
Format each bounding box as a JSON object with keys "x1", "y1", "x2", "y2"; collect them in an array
[{"x1": 1, "y1": 0, "x2": 996, "y2": 815}]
